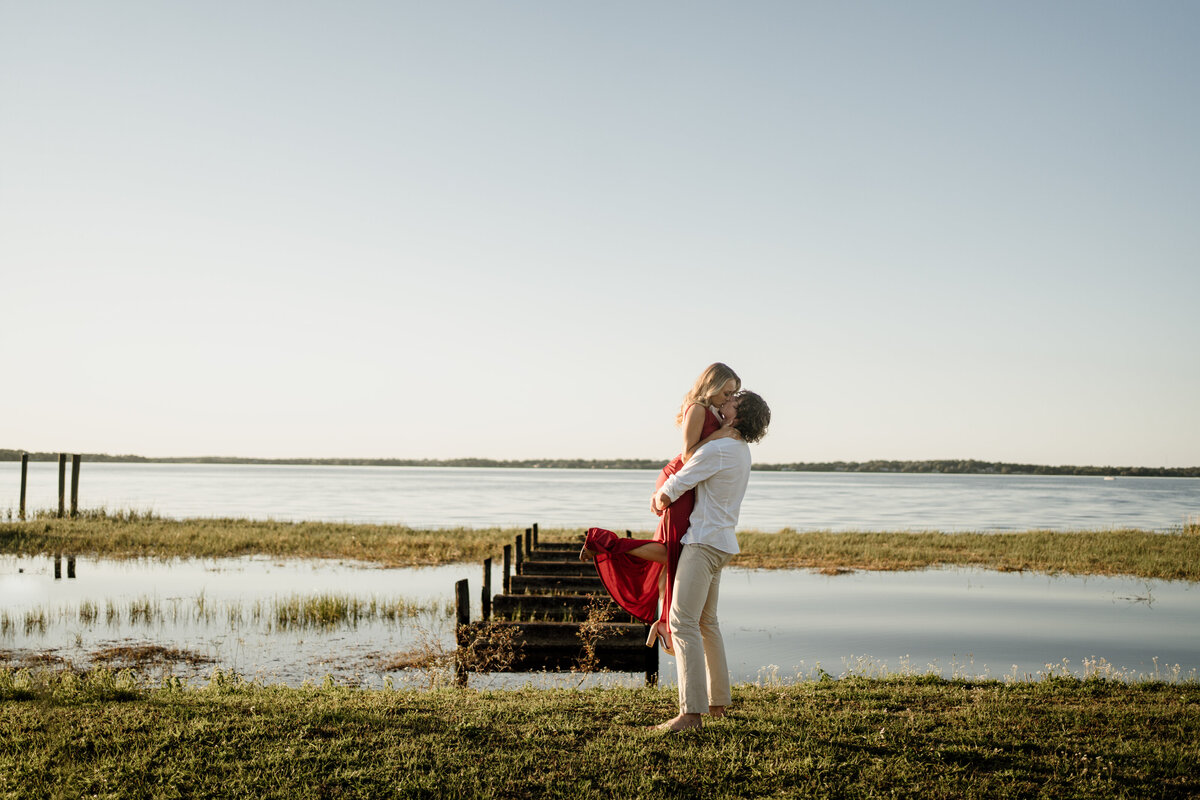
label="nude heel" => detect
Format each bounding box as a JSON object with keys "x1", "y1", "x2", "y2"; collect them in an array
[{"x1": 645, "y1": 620, "x2": 675, "y2": 657}]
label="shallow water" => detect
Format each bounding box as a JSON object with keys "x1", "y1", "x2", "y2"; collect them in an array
[
  {"x1": 4, "y1": 462, "x2": 1197, "y2": 531},
  {"x1": 2, "y1": 555, "x2": 1196, "y2": 688}
]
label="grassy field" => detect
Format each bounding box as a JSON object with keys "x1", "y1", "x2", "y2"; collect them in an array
[
  {"x1": 2, "y1": 669, "x2": 1197, "y2": 799},
  {"x1": 2, "y1": 512, "x2": 1199, "y2": 580}
]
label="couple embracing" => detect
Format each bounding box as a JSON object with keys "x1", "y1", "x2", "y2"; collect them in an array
[{"x1": 581, "y1": 363, "x2": 770, "y2": 732}]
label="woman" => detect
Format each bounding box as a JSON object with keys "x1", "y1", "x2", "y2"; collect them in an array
[{"x1": 581, "y1": 363, "x2": 741, "y2": 655}]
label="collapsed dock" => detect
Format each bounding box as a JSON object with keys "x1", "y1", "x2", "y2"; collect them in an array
[{"x1": 454, "y1": 525, "x2": 659, "y2": 685}]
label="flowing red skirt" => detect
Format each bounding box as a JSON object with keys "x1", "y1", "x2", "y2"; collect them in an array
[{"x1": 586, "y1": 456, "x2": 693, "y2": 625}]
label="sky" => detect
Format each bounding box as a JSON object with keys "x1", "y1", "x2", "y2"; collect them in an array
[{"x1": 2, "y1": 2, "x2": 1198, "y2": 467}]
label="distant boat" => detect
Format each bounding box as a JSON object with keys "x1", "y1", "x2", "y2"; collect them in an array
[{"x1": 1104, "y1": 476, "x2": 1116, "y2": 481}]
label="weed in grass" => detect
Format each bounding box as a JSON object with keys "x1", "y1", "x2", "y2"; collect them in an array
[
  {"x1": 455, "y1": 618, "x2": 522, "y2": 676},
  {"x1": 575, "y1": 595, "x2": 617, "y2": 674},
  {"x1": 375, "y1": 623, "x2": 457, "y2": 688}
]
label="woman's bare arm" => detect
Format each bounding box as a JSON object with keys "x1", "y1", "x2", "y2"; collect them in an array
[
  {"x1": 682, "y1": 404, "x2": 740, "y2": 464},
  {"x1": 679, "y1": 405, "x2": 706, "y2": 464}
]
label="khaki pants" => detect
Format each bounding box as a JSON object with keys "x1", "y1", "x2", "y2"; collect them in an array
[{"x1": 668, "y1": 543, "x2": 734, "y2": 715}]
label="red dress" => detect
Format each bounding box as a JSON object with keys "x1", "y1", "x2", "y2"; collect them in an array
[{"x1": 586, "y1": 405, "x2": 723, "y2": 628}]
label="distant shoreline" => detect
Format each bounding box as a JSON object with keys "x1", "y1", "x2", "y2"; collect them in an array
[{"x1": 2, "y1": 449, "x2": 1196, "y2": 478}]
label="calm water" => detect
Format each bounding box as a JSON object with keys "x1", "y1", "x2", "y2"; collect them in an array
[
  {"x1": 4, "y1": 462, "x2": 1198, "y2": 531},
  {"x1": 2, "y1": 555, "x2": 1197, "y2": 688}
]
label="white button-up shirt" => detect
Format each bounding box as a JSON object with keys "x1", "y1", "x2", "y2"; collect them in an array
[{"x1": 658, "y1": 437, "x2": 751, "y2": 555}]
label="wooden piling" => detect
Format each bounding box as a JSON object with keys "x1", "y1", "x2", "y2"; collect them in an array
[
  {"x1": 57, "y1": 454, "x2": 66, "y2": 518},
  {"x1": 524, "y1": 527, "x2": 532, "y2": 557},
  {"x1": 456, "y1": 579, "x2": 470, "y2": 626},
  {"x1": 514, "y1": 535, "x2": 523, "y2": 575},
  {"x1": 644, "y1": 632, "x2": 659, "y2": 686},
  {"x1": 54, "y1": 554, "x2": 62, "y2": 580},
  {"x1": 532, "y1": 523, "x2": 539, "y2": 547},
  {"x1": 503, "y1": 545, "x2": 512, "y2": 594},
  {"x1": 18, "y1": 453, "x2": 28, "y2": 521},
  {"x1": 454, "y1": 578, "x2": 470, "y2": 687},
  {"x1": 67, "y1": 556, "x2": 76, "y2": 579},
  {"x1": 70, "y1": 454, "x2": 81, "y2": 518},
  {"x1": 481, "y1": 557, "x2": 492, "y2": 621}
]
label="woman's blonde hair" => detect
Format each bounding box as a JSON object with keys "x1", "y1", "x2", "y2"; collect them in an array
[{"x1": 676, "y1": 362, "x2": 741, "y2": 425}]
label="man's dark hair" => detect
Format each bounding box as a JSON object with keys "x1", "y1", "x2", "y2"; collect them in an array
[{"x1": 733, "y1": 391, "x2": 770, "y2": 443}]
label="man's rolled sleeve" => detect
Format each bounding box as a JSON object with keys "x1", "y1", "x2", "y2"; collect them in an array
[{"x1": 660, "y1": 446, "x2": 724, "y2": 502}]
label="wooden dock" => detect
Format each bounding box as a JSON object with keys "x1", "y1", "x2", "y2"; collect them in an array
[{"x1": 455, "y1": 525, "x2": 659, "y2": 685}]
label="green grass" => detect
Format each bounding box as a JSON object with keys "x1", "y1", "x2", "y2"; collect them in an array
[
  {"x1": 3, "y1": 512, "x2": 1200, "y2": 581},
  {"x1": 735, "y1": 528, "x2": 1200, "y2": 580},
  {"x1": 1, "y1": 669, "x2": 1197, "y2": 799}
]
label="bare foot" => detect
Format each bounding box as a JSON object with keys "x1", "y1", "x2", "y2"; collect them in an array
[
  {"x1": 650, "y1": 713, "x2": 702, "y2": 733},
  {"x1": 578, "y1": 542, "x2": 594, "y2": 562},
  {"x1": 708, "y1": 705, "x2": 726, "y2": 718}
]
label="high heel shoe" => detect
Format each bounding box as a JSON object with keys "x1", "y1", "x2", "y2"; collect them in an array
[{"x1": 645, "y1": 620, "x2": 675, "y2": 657}]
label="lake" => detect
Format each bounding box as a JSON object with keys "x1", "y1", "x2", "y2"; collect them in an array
[
  {"x1": 4, "y1": 462, "x2": 1198, "y2": 532},
  {"x1": 2, "y1": 554, "x2": 1197, "y2": 688}
]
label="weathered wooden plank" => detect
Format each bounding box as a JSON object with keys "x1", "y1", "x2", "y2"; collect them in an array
[
  {"x1": 531, "y1": 541, "x2": 582, "y2": 551},
  {"x1": 508, "y1": 575, "x2": 605, "y2": 595},
  {"x1": 519, "y1": 560, "x2": 594, "y2": 576},
  {"x1": 492, "y1": 594, "x2": 638, "y2": 622},
  {"x1": 505, "y1": 621, "x2": 646, "y2": 647},
  {"x1": 506, "y1": 648, "x2": 653, "y2": 672}
]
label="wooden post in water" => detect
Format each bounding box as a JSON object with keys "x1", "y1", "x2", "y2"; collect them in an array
[
  {"x1": 532, "y1": 522, "x2": 539, "y2": 548},
  {"x1": 503, "y1": 544, "x2": 512, "y2": 594},
  {"x1": 18, "y1": 453, "x2": 28, "y2": 520},
  {"x1": 454, "y1": 578, "x2": 470, "y2": 687},
  {"x1": 54, "y1": 554, "x2": 62, "y2": 580},
  {"x1": 67, "y1": 556, "x2": 76, "y2": 579},
  {"x1": 514, "y1": 535, "x2": 523, "y2": 575},
  {"x1": 644, "y1": 629, "x2": 659, "y2": 686},
  {"x1": 70, "y1": 454, "x2": 81, "y2": 518},
  {"x1": 57, "y1": 454, "x2": 66, "y2": 518},
  {"x1": 481, "y1": 557, "x2": 492, "y2": 621}
]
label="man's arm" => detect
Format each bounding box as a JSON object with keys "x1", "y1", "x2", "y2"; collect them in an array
[{"x1": 652, "y1": 443, "x2": 725, "y2": 510}]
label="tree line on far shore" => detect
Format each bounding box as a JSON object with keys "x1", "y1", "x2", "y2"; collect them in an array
[{"x1": 2, "y1": 449, "x2": 1196, "y2": 478}]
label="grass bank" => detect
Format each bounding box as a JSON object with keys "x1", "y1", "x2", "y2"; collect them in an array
[
  {"x1": 2, "y1": 670, "x2": 1197, "y2": 799},
  {"x1": 2, "y1": 512, "x2": 1199, "y2": 580}
]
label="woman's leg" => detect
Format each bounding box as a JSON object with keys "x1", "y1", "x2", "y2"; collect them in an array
[{"x1": 627, "y1": 542, "x2": 667, "y2": 564}]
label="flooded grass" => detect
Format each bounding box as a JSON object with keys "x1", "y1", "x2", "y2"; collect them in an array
[
  {"x1": 1, "y1": 669, "x2": 1197, "y2": 798},
  {"x1": 272, "y1": 593, "x2": 440, "y2": 630},
  {"x1": 0, "y1": 593, "x2": 453, "y2": 639},
  {"x1": 4, "y1": 513, "x2": 1200, "y2": 580}
]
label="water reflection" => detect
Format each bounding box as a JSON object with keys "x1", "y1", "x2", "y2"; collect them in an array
[{"x1": 1, "y1": 555, "x2": 1197, "y2": 688}]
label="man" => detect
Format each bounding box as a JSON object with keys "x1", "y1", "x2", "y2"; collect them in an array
[{"x1": 651, "y1": 390, "x2": 771, "y2": 732}]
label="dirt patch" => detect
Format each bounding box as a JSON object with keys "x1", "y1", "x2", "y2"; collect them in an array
[
  {"x1": 89, "y1": 643, "x2": 215, "y2": 668},
  {"x1": 0, "y1": 649, "x2": 73, "y2": 669}
]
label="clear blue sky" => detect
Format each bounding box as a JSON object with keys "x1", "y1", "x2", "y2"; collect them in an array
[{"x1": 2, "y1": 2, "x2": 1197, "y2": 467}]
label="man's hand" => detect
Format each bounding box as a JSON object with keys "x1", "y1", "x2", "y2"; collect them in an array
[{"x1": 652, "y1": 491, "x2": 671, "y2": 514}]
